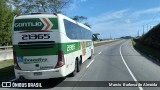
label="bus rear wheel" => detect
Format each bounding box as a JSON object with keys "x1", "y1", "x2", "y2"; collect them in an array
[
  {"x1": 77, "y1": 58, "x2": 81, "y2": 72},
  {"x1": 70, "y1": 59, "x2": 78, "y2": 77},
  {"x1": 89, "y1": 49, "x2": 93, "y2": 59}
]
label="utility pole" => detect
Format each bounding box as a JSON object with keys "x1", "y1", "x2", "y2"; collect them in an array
[{"x1": 142, "y1": 25, "x2": 144, "y2": 36}]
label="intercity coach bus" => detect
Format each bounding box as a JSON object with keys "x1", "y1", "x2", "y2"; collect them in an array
[{"x1": 12, "y1": 13, "x2": 94, "y2": 79}]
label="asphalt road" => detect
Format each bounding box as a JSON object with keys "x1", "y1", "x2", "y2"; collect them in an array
[{"x1": 1, "y1": 40, "x2": 160, "y2": 90}]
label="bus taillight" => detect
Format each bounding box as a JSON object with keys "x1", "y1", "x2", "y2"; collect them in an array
[
  {"x1": 55, "y1": 50, "x2": 65, "y2": 68},
  {"x1": 13, "y1": 52, "x2": 21, "y2": 70}
]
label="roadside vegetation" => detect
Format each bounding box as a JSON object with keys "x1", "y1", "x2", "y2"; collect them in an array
[
  {"x1": 0, "y1": 0, "x2": 19, "y2": 46},
  {"x1": 132, "y1": 23, "x2": 160, "y2": 61},
  {"x1": 132, "y1": 39, "x2": 160, "y2": 60}
]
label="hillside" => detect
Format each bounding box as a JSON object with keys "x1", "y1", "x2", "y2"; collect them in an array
[{"x1": 139, "y1": 23, "x2": 160, "y2": 50}]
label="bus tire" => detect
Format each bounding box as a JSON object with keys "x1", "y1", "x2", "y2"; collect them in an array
[
  {"x1": 89, "y1": 49, "x2": 93, "y2": 59},
  {"x1": 77, "y1": 58, "x2": 81, "y2": 72},
  {"x1": 70, "y1": 59, "x2": 78, "y2": 77}
]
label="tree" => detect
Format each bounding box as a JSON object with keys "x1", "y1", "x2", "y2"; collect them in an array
[
  {"x1": 92, "y1": 33, "x2": 100, "y2": 41},
  {"x1": 84, "y1": 22, "x2": 91, "y2": 28},
  {"x1": 72, "y1": 16, "x2": 87, "y2": 22},
  {"x1": 9, "y1": 0, "x2": 72, "y2": 14},
  {"x1": 72, "y1": 15, "x2": 91, "y2": 28},
  {"x1": 0, "y1": 0, "x2": 14, "y2": 45}
]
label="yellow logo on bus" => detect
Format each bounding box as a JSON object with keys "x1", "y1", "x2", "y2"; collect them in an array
[{"x1": 81, "y1": 42, "x2": 86, "y2": 56}]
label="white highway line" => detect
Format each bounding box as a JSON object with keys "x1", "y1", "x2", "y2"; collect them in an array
[
  {"x1": 93, "y1": 54, "x2": 99, "y2": 59},
  {"x1": 85, "y1": 46, "x2": 107, "y2": 71},
  {"x1": 120, "y1": 43, "x2": 143, "y2": 90},
  {"x1": 87, "y1": 51, "x2": 102, "y2": 68},
  {"x1": 86, "y1": 59, "x2": 94, "y2": 68}
]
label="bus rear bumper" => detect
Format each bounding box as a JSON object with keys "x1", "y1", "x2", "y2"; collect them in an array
[{"x1": 14, "y1": 68, "x2": 66, "y2": 80}]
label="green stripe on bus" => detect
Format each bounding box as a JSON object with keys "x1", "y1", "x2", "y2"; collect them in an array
[
  {"x1": 14, "y1": 41, "x2": 92, "y2": 56},
  {"x1": 14, "y1": 18, "x2": 58, "y2": 31},
  {"x1": 60, "y1": 42, "x2": 81, "y2": 54},
  {"x1": 86, "y1": 41, "x2": 92, "y2": 47},
  {"x1": 49, "y1": 18, "x2": 58, "y2": 29}
]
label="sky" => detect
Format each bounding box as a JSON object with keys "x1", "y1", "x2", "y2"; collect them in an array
[{"x1": 64, "y1": 0, "x2": 160, "y2": 39}]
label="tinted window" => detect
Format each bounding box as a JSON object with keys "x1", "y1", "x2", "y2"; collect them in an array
[{"x1": 64, "y1": 19, "x2": 92, "y2": 40}]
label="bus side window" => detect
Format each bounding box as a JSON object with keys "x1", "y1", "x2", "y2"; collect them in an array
[
  {"x1": 64, "y1": 19, "x2": 92, "y2": 40},
  {"x1": 65, "y1": 20, "x2": 72, "y2": 39}
]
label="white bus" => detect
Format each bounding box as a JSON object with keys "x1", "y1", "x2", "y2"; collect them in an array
[{"x1": 12, "y1": 13, "x2": 94, "y2": 79}]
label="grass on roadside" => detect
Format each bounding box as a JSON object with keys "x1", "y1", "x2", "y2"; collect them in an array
[
  {"x1": 0, "y1": 59, "x2": 13, "y2": 68},
  {"x1": 132, "y1": 39, "x2": 160, "y2": 60},
  {"x1": 0, "y1": 59, "x2": 14, "y2": 81}
]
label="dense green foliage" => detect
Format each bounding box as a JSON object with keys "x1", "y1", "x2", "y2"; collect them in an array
[
  {"x1": 139, "y1": 23, "x2": 160, "y2": 50},
  {"x1": 72, "y1": 16, "x2": 91, "y2": 28},
  {"x1": 133, "y1": 38, "x2": 160, "y2": 60},
  {"x1": 0, "y1": 0, "x2": 16, "y2": 46},
  {"x1": 133, "y1": 23, "x2": 160, "y2": 60},
  {"x1": 9, "y1": 0, "x2": 72, "y2": 13}
]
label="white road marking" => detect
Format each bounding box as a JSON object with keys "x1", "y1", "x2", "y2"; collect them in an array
[
  {"x1": 86, "y1": 48, "x2": 104, "y2": 68},
  {"x1": 93, "y1": 54, "x2": 99, "y2": 59},
  {"x1": 86, "y1": 59, "x2": 94, "y2": 68},
  {"x1": 120, "y1": 43, "x2": 143, "y2": 90},
  {"x1": 86, "y1": 50, "x2": 103, "y2": 69}
]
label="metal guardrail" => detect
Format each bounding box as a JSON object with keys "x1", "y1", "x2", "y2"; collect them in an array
[{"x1": 0, "y1": 46, "x2": 13, "y2": 50}]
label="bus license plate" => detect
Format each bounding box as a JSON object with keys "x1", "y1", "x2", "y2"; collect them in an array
[{"x1": 34, "y1": 72, "x2": 42, "y2": 76}]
